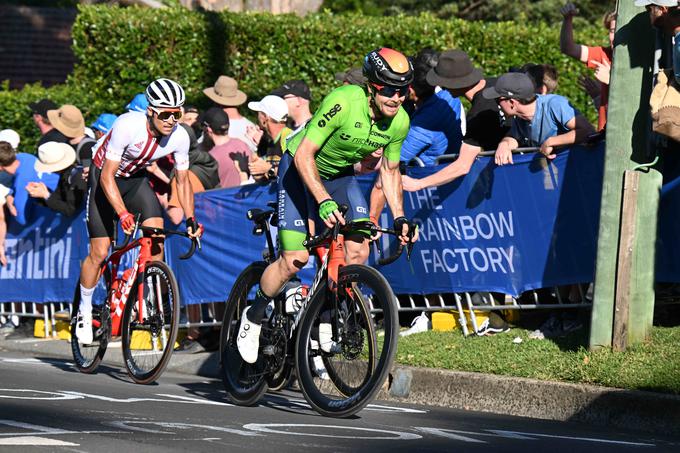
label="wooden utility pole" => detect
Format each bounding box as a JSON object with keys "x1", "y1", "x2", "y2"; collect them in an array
[{"x1": 589, "y1": 0, "x2": 661, "y2": 350}]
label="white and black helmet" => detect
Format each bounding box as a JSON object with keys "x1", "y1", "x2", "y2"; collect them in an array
[{"x1": 145, "y1": 78, "x2": 185, "y2": 109}]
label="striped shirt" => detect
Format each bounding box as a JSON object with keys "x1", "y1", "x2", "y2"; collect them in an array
[{"x1": 92, "y1": 111, "x2": 190, "y2": 178}]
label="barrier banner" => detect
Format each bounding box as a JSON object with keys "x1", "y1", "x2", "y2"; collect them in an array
[
  {"x1": 375, "y1": 145, "x2": 605, "y2": 296},
  {"x1": 168, "y1": 145, "x2": 605, "y2": 301},
  {"x1": 0, "y1": 205, "x2": 89, "y2": 302},
  {"x1": 1, "y1": 145, "x2": 606, "y2": 303}
]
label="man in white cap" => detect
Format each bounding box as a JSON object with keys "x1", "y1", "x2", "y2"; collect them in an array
[
  {"x1": 203, "y1": 75, "x2": 257, "y2": 150},
  {"x1": 26, "y1": 142, "x2": 86, "y2": 217},
  {"x1": 246, "y1": 95, "x2": 291, "y2": 183}
]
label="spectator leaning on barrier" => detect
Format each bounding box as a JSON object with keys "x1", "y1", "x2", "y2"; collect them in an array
[
  {"x1": 560, "y1": 2, "x2": 616, "y2": 131},
  {"x1": 271, "y1": 79, "x2": 313, "y2": 130},
  {"x1": 0, "y1": 141, "x2": 58, "y2": 226},
  {"x1": 26, "y1": 142, "x2": 86, "y2": 217},
  {"x1": 203, "y1": 76, "x2": 257, "y2": 151},
  {"x1": 30, "y1": 99, "x2": 70, "y2": 148},
  {"x1": 486, "y1": 72, "x2": 595, "y2": 166},
  {"x1": 401, "y1": 49, "x2": 511, "y2": 192},
  {"x1": 246, "y1": 95, "x2": 291, "y2": 183},
  {"x1": 401, "y1": 48, "x2": 465, "y2": 166},
  {"x1": 202, "y1": 107, "x2": 253, "y2": 188}
]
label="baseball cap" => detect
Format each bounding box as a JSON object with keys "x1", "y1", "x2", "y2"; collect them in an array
[
  {"x1": 29, "y1": 99, "x2": 58, "y2": 117},
  {"x1": 247, "y1": 95, "x2": 289, "y2": 122},
  {"x1": 482, "y1": 72, "x2": 536, "y2": 101},
  {"x1": 634, "y1": 1, "x2": 678, "y2": 6},
  {"x1": 271, "y1": 80, "x2": 312, "y2": 101},
  {"x1": 0, "y1": 129, "x2": 20, "y2": 150},
  {"x1": 91, "y1": 113, "x2": 118, "y2": 134},
  {"x1": 201, "y1": 107, "x2": 230, "y2": 134},
  {"x1": 126, "y1": 93, "x2": 149, "y2": 112}
]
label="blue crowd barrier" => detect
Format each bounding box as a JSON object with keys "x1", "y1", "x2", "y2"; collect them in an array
[{"x1": 6, "y1": 142, "x2": 677, "y2": 306}]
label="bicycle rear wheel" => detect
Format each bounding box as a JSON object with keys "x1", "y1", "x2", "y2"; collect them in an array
[
  {"x1": 295, "y1": 264, "x2": 398, "y2": 418},
  {"x1": 121, "y1": 261, "x2": 180, "y2": 384},
  {"x1": 219, "y1": 262, "x2": 269, "y2": 405},
  {"x1": 71, "y1": 269, "x2": 111, "y2": 374}
]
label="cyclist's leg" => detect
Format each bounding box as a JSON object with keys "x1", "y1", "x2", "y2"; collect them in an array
[
  {"x1": 79, "y1": 166, "x2": 115, "y2": 343},
  {"x1": 125, "y1": 173, "x2": 166, "y2": 260},
  {"x1": 237, "y1": 152, "x2": 310, "y2": 363},
  {"x1": 325, "y1": 174, "x2": 370, "y2": 265}
]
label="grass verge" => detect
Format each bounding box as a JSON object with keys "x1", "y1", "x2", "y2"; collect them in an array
[{"x1": 395, "y1": 326, "x2": 680, "y2": 394}]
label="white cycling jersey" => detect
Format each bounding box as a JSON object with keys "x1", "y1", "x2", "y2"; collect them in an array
[{"x1": 92, "y1": 111, "x2": 190, "y2": 178}]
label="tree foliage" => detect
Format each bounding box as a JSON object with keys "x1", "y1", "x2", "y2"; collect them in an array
[{"x1": 321, "y1": 0, "x2": 615, "y2": 25}]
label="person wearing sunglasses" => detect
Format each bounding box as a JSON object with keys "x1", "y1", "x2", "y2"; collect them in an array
[
  {"x1": 236, "y1": 47, "x2": 420, "y2": 365},
  {"x1": 76, "y1": 78, "x2": 204, "y2": 344}
]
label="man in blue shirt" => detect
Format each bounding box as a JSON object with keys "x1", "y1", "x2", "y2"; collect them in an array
[
  {"x1": 484, "y1": 72, "x2": 594, "y2": 165},
  {"x1": 0, "y1": 141, "x2": 59, "y2": 226},
  {"x1": 400, "y1": 49, "x2": 465, "y2": 166}
]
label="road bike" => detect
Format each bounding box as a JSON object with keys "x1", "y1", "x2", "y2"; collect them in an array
[
  {"x1": 71, "y1": 219, "x2": 199, "y2": 384},
  {"x1": 219, "y1": 204, "x2": 411, "y2": 417}
]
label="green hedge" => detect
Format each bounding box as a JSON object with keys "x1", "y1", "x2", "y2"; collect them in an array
[{"x1": 0, "y1": 5, "x2": 606, "y2": 153}]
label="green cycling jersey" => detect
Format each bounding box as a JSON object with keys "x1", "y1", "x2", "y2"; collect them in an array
[{"x1": 285, "y1": 84, "x2": 410, "y2": 179}]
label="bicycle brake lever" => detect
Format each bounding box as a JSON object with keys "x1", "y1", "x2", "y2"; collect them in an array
[
  {"x1": 196, "y1": 236, "x2": 202, "y2": 250},
  {"x1": 406, "y1": 242, "x2": 414, "y2": 261}
]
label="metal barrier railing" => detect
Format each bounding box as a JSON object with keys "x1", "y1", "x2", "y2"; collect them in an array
[{"x1": 1, "y1": 284, "x2": 592, "y2": 339}]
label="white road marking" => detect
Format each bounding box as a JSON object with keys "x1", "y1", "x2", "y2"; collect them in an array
[
  {"x1": 0, "y1": 436, "x2": 78, "y2": 446},
  {"x1": 107, "y1": 421, "x2": 259, "y2": 437},
  {"x1": 489, "y1": 430, "x2": 655, "y2": 447},
  {"x1": 0, "y1": 389, "x2": 83, "y2": 401},
  {"x1": 243, "y1": 423, "x2": 421, "y2": 440},
  {"x1": 415, "y1": 427, "x2": 487, "y2": 443}
]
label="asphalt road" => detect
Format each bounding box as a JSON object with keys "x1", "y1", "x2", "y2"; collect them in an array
[{"x1": 0, "y1": 351, "x2": 678, "y2": 452}]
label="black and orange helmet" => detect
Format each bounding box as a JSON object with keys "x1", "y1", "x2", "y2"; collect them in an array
[{"x1": 362, "y1": 48, "x2": 414, "y2": 87}]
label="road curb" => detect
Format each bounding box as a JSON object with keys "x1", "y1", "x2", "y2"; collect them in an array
[{"x1": 3, "y1": 338, "x2": 679, "y2": 436}]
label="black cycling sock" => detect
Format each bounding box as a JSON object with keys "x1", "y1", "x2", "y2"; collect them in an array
[{"x1": 247, "y1": 287, "x2": 273, "y2": 323}]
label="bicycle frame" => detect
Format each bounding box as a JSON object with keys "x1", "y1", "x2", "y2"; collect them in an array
[{"x1": 95, "y1": 236, "x2": 154, "y2": 330}]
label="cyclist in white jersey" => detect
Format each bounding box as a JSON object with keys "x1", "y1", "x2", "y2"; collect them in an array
[{"x1": 76, "y1": 78, "x2": 204, "y2": 344}]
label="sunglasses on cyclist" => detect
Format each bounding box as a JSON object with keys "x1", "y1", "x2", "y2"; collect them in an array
[
  {"x1": 370, "y1": 83, "x2": 409, "y2": 98},
  {"x1": 150, "y1": 107, "x2": 183, "y2": 122}
]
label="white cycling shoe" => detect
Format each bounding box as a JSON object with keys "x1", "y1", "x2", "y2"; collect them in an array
[
  {"x1": 75, "y1": 307, "x2": 93, "y2": 345},
  {"x1": 318, "y1": 323, "x2": 341, "y2": 354},
  {"x1": 237, "y1": 307, "x2": 261, "y2": 364}
]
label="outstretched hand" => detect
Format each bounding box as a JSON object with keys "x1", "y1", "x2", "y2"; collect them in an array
[{"x1": 560, "y1": 2, "x2": 578, "y2": 19}]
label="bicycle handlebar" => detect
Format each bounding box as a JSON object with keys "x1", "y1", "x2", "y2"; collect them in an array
[
  {"x1": 113, "y1": 215, "x2": 201, "y2": 260},
  {"x1": 302, "y1": 205, "x2": 413, "y2": 266}
]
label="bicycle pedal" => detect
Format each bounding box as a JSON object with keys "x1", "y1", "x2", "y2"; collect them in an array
[{"x1": 262, "y1": 345, "x2": 276, "y2": 356}]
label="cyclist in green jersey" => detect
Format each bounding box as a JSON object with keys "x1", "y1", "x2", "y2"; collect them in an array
[{"x1": 237, "y1": 48, "x2": 420, "y2": 364}]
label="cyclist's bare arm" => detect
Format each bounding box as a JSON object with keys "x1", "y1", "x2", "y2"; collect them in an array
[
  {"x1": 293, "y1": 137, "x2": 344, "y2": 227},
  {"x1": 100, "y1": 158, "x2": 128, "y2": 218},
  {"x1": 175, "y1": 168, "x2": 196, "y2": 221},
  {"x1": 379, "y1": 157, "x2": 418, "y2": 244}
]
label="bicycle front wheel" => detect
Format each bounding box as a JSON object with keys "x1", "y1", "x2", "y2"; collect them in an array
[
  {"x1": 219, "y1": 262, "x2": 269, "y2": 405},
  {"x1": 121, "y1": 261, "x2": 180, "y2": 384},
  {"x1": 71, "y1": 268, "x2": 111, "y2": 374},
  {"x1": 295, "y1": 264, "x2": 398, "y2": 418}
]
